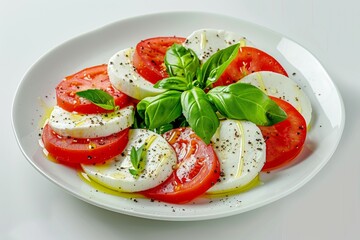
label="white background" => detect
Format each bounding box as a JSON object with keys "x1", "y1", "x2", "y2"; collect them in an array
[{"x1": 2, "y1": 0, "x2": 359, "y2": 239}]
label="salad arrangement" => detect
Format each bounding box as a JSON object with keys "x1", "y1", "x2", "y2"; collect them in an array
[{"x1": 40, "y1": 29, "x2": 311, "y2": 204}]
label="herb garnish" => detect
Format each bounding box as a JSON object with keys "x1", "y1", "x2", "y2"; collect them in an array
[
  {"x1": 76, "y1": 89, "x2": 116, "y2": 110},
  {"x1": 129, "y1": 143, "x2": 146, "y2": 178},
  {"x1": 136, "y1": 43, "x2": 287, "y2": 144}
]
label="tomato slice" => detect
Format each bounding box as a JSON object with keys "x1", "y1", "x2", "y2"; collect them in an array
[
  {"x1": 41, "y1": 124, "x2": 129, "y2": 165},
  {"x1": 132, "y1": 36, "x2": 186, "y2": 84},
  {"x1": 259, "y1": 97, "x2": 307, "y2": 172},
  {"x1": 214, "y1": 46, "x2": 288, "y2": 87},
  {"x1": 56, "y1": 64, "x2": 130, "y2": 114},
  {"x1": 141, "y1": 128, "x2": 220, "y2": 204}
]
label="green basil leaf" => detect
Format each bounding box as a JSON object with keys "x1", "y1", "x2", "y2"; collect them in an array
[
  {"x1": 152, "y1": 115, "x2": 189, "y2": 134},
  {"x1": 129, "y1": 143, "x2": 146, "y2": 178},
  {"x1": 136, "y1": 144, "x2": 145, "y2": 168},
  {"x1": 200, "y1": 43, "x2": 240, "y2": 88},
  {"x1": 76, "y1": 89, "x2": 115, "y2": 110},
  {"x1": 152, "y1": 123, "x2": 174, "y2": 134},
  {"x1": 153, "y1": 76, "x2": 189, "y2": 91},
  {"x1": 130, "y1": 146, "x2": 139, "y2": 170},
  {"x1": 181, "y1": 87, "x2": 219, "y2": 144},
  {"x1": 208, "y1": 83, "x2": 287, "y2": 126},
  {"x1": 129, "y1": 169, "x2": 139, "y2": 177},
  {"x1": 137, "y1": 90, "x2": 182, "y2": 129},
  {"x1": 165, "y1": 44, "x2": 200, "y2": 81}
]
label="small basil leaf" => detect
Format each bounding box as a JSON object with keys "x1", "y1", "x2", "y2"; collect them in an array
[
  {"x1": 129, "y1": 169, "x2": 139, "y2": 177},
  {"x1": 181, "y1": 87, "x2": 219, "y2": 144},
  {"x1": 153, "y1": 115, "x2": 189, "y2": 134},
  {"x1": 179, "y1": 120, "x2": 189, "y2": 127},
  {"x1": 137, "y1": 90, "x2": 182, "y2": 129},
  {"x1": 165, "y1": 44, "x2": 200, "y2": 81},
  {"x1": 130, "y1": 146, "x2": 139, "y2": 169},
  {"x1": 208, "y1": 83, "x2": 287, "y2": 126},
  {"x1": 152, "y1": 123, "x2": 174, "y2": 134},
  {"x1": 200, "y1": 43, "x2": 240, "y2": 88},
  {"x1": 129, "y1": 143, "x2": 147, "y2": 178},
  {"x1": 76, "y1": 89, "x2": 115, "y2": 110},
  {"x1": 136, "y1": 144, "x2": 145, "y2": 168},
  {"x1": 153, "y1": 76, "x2": 189, "y2": 91}
]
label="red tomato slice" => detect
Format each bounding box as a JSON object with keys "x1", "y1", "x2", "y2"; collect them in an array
[
  {"x1": 214, "y1": 46, "x2": 288, "y2": 87},
  {"x1": 141, "y1": 128, "x2": 220, "y2": 204},
  {"x1": 41, "y1": 124, "x2": 129, "y2": 165},
  {"x1": 259, "y1": 97, "x2": 307, "y2": 172},
  {"x1": 56, "y1": 64, "x2": 130, "y2": 114},
  {"x1": 132, "y1": 36, "x2": 186, "y2": 84}
]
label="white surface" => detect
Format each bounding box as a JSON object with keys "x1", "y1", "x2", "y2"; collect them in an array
[
  {"x1": 2, "y1": 0, "x2": 359, "y2": 239},
  {"x1": 11, "y1": 11, "x2": 344, "y2": 221},
  {"x1": 108, "y1": 47, "x2": 165, "y2": 100}
]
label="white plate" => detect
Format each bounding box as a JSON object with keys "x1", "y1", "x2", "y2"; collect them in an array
[{"x1": 12, "y1": 12, "x2": 345, "y2": 221}]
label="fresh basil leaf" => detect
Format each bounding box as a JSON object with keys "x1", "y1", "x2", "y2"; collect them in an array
[
  {"x1": 165, "y1": 44, "x2": 200, "y2": 81},
  {"x1": 178, "y1": 120, "x2": 189, "y2": 127},
  {"x1": 153, "y1": 76, "x2": 189, "y2": 91},
  {"x1": 208, "y1": 83, "x2": 287, "y2": 126},
  {"x1": 152, "y1": 123, "x2": 174, "y2": 134},
  {"x1": 152, "y1": 115, "x2": 189, "y2": 134},
  {"x1": 76, "y1": 89, "x2": 115, "y2": 110},
  {"x1": 130, "y1": 146, "x2": 139, "y2": 169},
  {"x1": 137, "y1": 90, "x2": 182, "y2": 129},
  {"x1": 136, "y1": 144, "x2": 145, "y2": 168},
  {"x1": 129, "y1": 169, "x2": 139, "y2": 177},
  {"x1": 199, "y1": 43, "x2": 240, "y2": 88},
  {"x1": 129, "y1": 144, "x2": 146, "y2": 178},
  {"x1": 181, "y1": 87, "x2": 219, "y2": 144}
]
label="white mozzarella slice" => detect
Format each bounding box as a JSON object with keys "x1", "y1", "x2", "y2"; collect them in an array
[
  {"x1": 48, "y1": 105, "x2": 134, "y2": 138},
  {"x1": 183, "y1": 29, "x2": 253, "y2": 63},
  {"x1": 82, "y1": 129, "x2": 177, "y2": 192},
  {"x1": 207, "y1": 119, "x2": 265, "y2": 194},
  {"x1": 108, "y1": 48, "x2": 165, "y2": 100},
  {"x1": 241, "y1": 71, "x2": 312, "y2": 125}
]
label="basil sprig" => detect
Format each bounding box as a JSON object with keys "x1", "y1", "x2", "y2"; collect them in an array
[
  {"x1": 76, "y1": 89, "x2": 115, "y2": 110},
  {"x1": 129, "y1": 144, "x2": 146, "y2": 178},
  {"x1": 154, "y1": 44, "x2": 200, "y2": 91},
  {"x1": 136, "y1": 42, "x2": 287, "y2": 144}
]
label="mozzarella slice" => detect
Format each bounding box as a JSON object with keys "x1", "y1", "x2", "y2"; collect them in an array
[
  {"x1": 48, "y1": 105, "x2": 134, "y2": 138},
  {"x1": 241, "y1": 71, "x2": 312, "y2": 125},
  {"x1": 108, "y1": 48, "x2": 165, "y2": 100},
  {"x1": 82, "y1": 129, "x2": 177, "y2": 192},
  {"x1": 207, "y1": 119, "x2": 265, "y2": 194},
  {"x1": 183, "y1": 29, "x2": 253, "y2": 63}
]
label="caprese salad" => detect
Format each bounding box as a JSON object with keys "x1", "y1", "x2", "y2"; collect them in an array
[{"x1": 40, "y1": 29, "x2": 311, "y2": 204}]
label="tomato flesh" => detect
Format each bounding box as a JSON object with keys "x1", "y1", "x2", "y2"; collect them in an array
[
  {"x1": 141, "y1": 128, "x2": 220, "y2": 204},
  {"x1": 56, "y1": 64, "x2": 130, "y2": 114},
  {"x1": 259, "y1": 97, "x2": 307, "y2": 172},
  {"x1": 214, "y1": 46, "x2": 288, "y2": 87},
  {"x1": 41, "y1": 124, "x2": 129, "y2": 165},
  {"x1": 132, "y1": 37, "x2": 186, "y2": 84}
]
